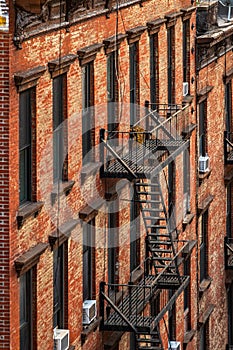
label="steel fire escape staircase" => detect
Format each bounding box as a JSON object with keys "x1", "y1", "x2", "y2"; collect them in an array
[{"x1": 100, "y1": 103, "x2": 192, "y2": 349}]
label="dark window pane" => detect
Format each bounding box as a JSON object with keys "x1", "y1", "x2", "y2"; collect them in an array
[
  {"x1": 200, "y1": 211, "x2": 208, "y2": 281},
  {"x1": 19, "y1": 89, "x2": 32, "y2": 203},
  {"x1": 107, "y1": 52, "x2": 118, "y2": 134},
  {"x1": 199, "y1": 101, "x2": 207, "y2": 156},
  {"x1": 83, "y1": 220, "x2": 95, "y2": 301},
  {"x1": 183, "y1": 20, "x2": 190, "y2": 85},
  {"x1": 150, "y1": 34, "x2": 158, "y2": 105},
  {"x1": 20, "y1": 270, "x2": 32, "y2": 350},
  {"x1": 167, "y1": 27, "x2": 175, "y2": 105},
  {"x1": 225, "y1": 81, "x2": 232, "y2": 132},
  {"x1": 130, "y1": 191, "x2": 140, "y2": 271},
  {"x1": 53, "y1": 245, "x2": 64, "y2": 328},
  {"x1": 130, "y1": 43, "x2": 138, "y2": 126},
  {"x1": 227, "y1": 184, "x2": 232, "y2": 238},
  {"x1": 82, "y1": 63, "x2": 94, "y2": 163},
  {"x1": 53, "y1": 75, "x2": 64, "y2": 129},
  {"x1": 108, "y1": 202, "x2": 118, "y2": 287}
]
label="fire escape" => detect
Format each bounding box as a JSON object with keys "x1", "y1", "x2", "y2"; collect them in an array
[{"x1": 99, "y1": 102, "x2": 194, "y2": 349}]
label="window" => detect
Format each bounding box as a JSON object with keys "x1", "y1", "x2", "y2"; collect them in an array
[
  {"x1": 150, "y1": 33, "x2": 159, "y2": 106},
  {"x1": 151, "y1": 292, "x2": 160, "y2": 317},
  {"x1": 183, "y1": 19, "x2": 190, "y2": 87},
  {"x1": 130, "y1": 333, "x2": 136, "y2": 350},
  {"x1": 199, "y1": 100, "x2": 207, "y2": 157},
  {"x1": 227, "y1": 283, "x2": 233, "y2": 345},
  {"x1": 107, "y1": 51, "x2": 118, "y2": 136},
  {"x1": 129, "y1": 42, "x2": 139, "y2": 126},
  {"x1": 53, "y1": 243, "x2": 68, "y2": 329},
  {"x1": 83, "y1": 219, "x2": 95, "y2": 301},
  {"x1": 82, "y1": 62, "x2": 94, "y2": 164},
  {"x1": 184, "y1": 257, "x2": 191, "y2": 333},
  {"x1": 130, "y1": 191, "x2": 140, "y2": 272},
  {"x1": 168, "y1": 290, "x2": 176, "y2": 341},
  {"x1": 20, "y1": 268, "x2": 36, "y2": 350},
  {"x1": 53, "y1": 74, "x2": 67, "y2": 182},
  {"x1": 168, "y1": 161, "x2": 176, "y2": 230},
  {"x1": 19, "y1": 88, "x2": 35, "y2": 204},
  {"x1": 183, "y1": 148, "x2": 190, "y2": 217},
  {"x1": 167, "y1": 26, "x2": 175, "y2": 105},
  {"x1": 225, "y1": 81, "x2": 232, "y2": 133},
  {"x1": 200, "y1": 210, "x2": 208, "y2": 282},
  {"x1": 226, "y1": 184, "x2": 233, "y2": 238},
  {"x1": 199, "y1": 321, "x2": 209, "y2": 350},
  {"x1": 108, "y1": 201, "x2": 119, "y2": 288}
]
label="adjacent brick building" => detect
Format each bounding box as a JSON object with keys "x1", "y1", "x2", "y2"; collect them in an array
[{"x1": 0, "y1": 0, "x2": 232, "y2": 349}]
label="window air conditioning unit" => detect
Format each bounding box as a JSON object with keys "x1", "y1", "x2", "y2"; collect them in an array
[
  {"x1": 168, "y1": 341, "x2": 181, "y2": 350},
  {"x1": 183, "y1": 82, "x2": 189, "y2": 96},
  {"x1": 53, "y1": 329, "x2": 69, "y2": 350},
  {"x1": 199, "y1": 155, "x2": 209, "y2": 173},
  {"x1": 83, "y1": 300, "x2": 97, "y2": 325}
]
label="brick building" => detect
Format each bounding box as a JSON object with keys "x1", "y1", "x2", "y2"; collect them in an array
[{"x1": 0, "y1": 0, "x2": 232, "y2": 348}]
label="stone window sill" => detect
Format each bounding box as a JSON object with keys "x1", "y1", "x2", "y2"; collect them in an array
[
  {"x1": 198, "y1": 194, "x2": 214, "y2": 216},
  {"x1": 182, "y1": 123, "x2": 196, "y2": 139},
  {"x1": 199, "y1": 168, "x2": 211, "y2": 182},
  {"x1": 199, "y1": 276, "x2": 212, "y2": 294},
  {"x1": 198, "y1": 304, "x2": 215, "y2": 325},
  {"x1": 182, "y1": 240, "x2": 196, "y2": 257},
  {"x1": 14, "y1": 242, "x2": 49, "y2": 276},
  {"x1": 183, "y1": 213, "x2": 195, "y2": 226},
  {"x1": 130, "y1": 267, "x2": 144, "y2": 284},
  {"x1": 81, "y1": 317, "x2": 100, "y2": 344},
  {"x1": 17, "y1": 201, "x2": 44, "y2": 229},
  {"x1": 81, "y1": 162, "x2": 101, "y2": 183},
  {"x1": 51, "y1": 180, "x2": 75, "y2": 204},
  {"x1": 183, "y1": 329, "x2": 195, "y2": 344}
]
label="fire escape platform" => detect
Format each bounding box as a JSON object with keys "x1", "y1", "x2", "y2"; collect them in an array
[
  {"x1": 100, "y1": 139, "x2": 189, "y2": 179},
  {"x1": 101, "y1": 274, "x2": 189, "y2": 332}
]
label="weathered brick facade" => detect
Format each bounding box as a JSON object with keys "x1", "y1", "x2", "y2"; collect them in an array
[{"x1": 0, "y1": 0, "x2": 232, "y2": 349}]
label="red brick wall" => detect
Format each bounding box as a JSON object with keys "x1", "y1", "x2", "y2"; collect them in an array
[
  {"x1": 197, "y1": 50, "x2": 232, "y2": 348},
  {"x1": 0, "y1": 31, "x2": 10, "y2": 349},
  {"x1": 6, "y1": 1, "x2": 198, "y2": 349}
]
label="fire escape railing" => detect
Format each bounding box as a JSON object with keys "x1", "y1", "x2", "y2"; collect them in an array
[
  {"x1": 100, "y1": 241, "x2": 190, "y2": 331},
  {"x1": 100, "y1": 102, "x2": 193, "y2": 348},
  {"x1": 100, "y1": 103, "x2": 190, "y2": 179},
  {"x1": 225, "y1": 237, "x2": 233, "y2": 269},
  {"x1": 224, "y1": 131, "x2": 233, "y2": 164}
]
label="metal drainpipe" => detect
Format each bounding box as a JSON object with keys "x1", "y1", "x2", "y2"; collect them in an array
[{"x1": 194, "y1": 32, "x2": 200, "y2": 349}]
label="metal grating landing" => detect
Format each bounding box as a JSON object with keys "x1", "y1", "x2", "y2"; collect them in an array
[
  {"x1": 227, "y1": 150, "x2": 233, "y2": 163},
  {"x1": 145, "y1": 139, "x2": 186, "y2": 151},
  {"x1": 157, "y1": 274, "x2": 187, "y2": 289},
  {"x1": 104, "y1": 314, "x2": 156, "y2": 332}
]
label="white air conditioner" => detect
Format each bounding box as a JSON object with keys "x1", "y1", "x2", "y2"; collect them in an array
[
  {"x1": 168, "y1": 341, "x2": 181, "y2": 350},
  {"x1": 199, "y1": 155, "x2": 209, "y2": 173},
  {"x1": 53, "y1": 329, "x2": 69, "y2": 350},
  {"x1": 83, "y1": 300, "x2": 97, "y2": 325},
  {"x1": 183, "y1": 82, "x2": 189, "y2": 96}
]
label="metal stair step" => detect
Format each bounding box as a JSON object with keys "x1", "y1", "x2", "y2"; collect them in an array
[
  {"x1": 152, "y1": 256, "x2": 173, "y2": 261},
  {"x1": 144, "y1": 216, "x2": 166, "y2": 220},
  {"x1": 135, "y1": 183, "x2": 159, "y2": 187},
  {"x1": 137, "y1": 338, "x2": 161, "y2": 344},
  {"x1": 150, "y1": 248, "x2": 172, "y2": 253},
  {"x1": 148, "y1": 233, "x2": 171, "y2": 237},
  {"x1": 138, "y1": 347, "x2": 162, "y2": 350},
  {"x1": 137, "y1": 191, "x2": 160, "y2": 195},
  {"x1": 142, "y1": 208, "x2": 163, "y2": 212},
  {"x1": 148, "y1": 240, "x2": 172, "y2": 245},
  {"x1": 136, "y1": 199, "x2": 162, "y2": 204}
]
